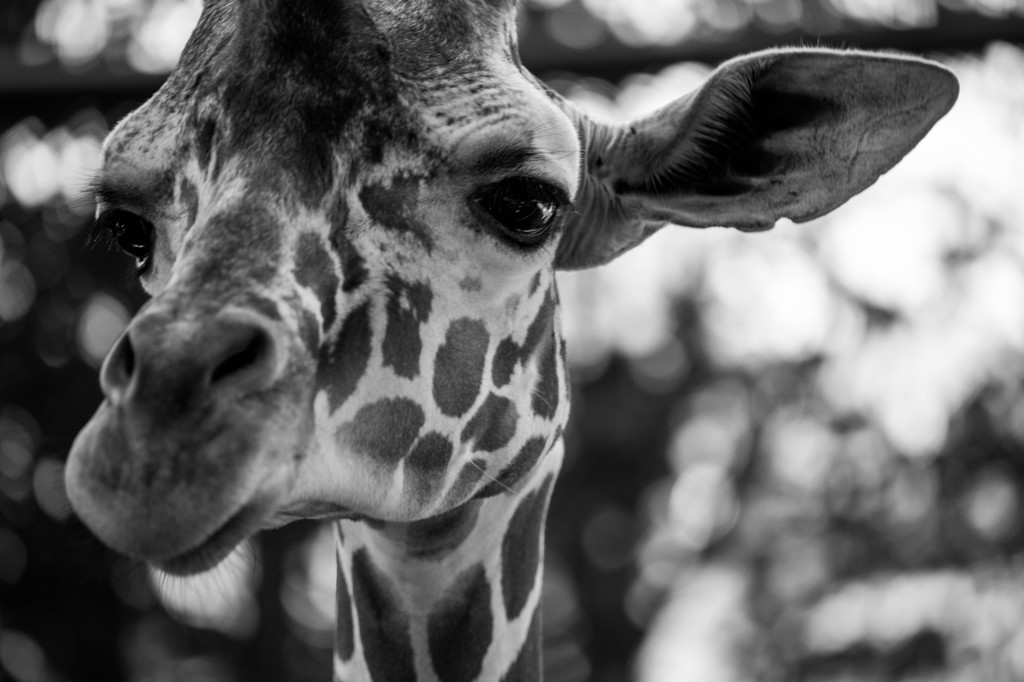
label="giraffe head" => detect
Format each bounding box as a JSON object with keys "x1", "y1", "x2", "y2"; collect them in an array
[{"x1": 65, "y1": 0, "x2": 957, "y2": 575}]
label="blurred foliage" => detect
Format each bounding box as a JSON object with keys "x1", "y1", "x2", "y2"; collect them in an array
[
  {"x1": 2, "y1": 2, "x2": 1024, "y2": 682},
  {"x1": 554, "y1": 43, "x2": 1024, "y2": 682},
  {"x1": 2, "y1": 0, "x2": 1023, "y2": 81}
]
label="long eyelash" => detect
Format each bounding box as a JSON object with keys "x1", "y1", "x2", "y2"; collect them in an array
[
  {"x1": 83, "y1": 175, "x2": 109, "y2": 248},
  {"x1": 132, "y1": 257, "x2": 151, "y2": 281},
  {"x1": 82, "y1": 173, "x2": 105, "y2": 201},
  {"x1": 87, "y1": 212, "x2": 117, "y2": 249},
  {"x1": 123, "y1": 267, "x2": 146, "y2": 288}
]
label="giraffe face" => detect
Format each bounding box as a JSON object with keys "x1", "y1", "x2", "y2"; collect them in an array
[
  {"x1": 66, "y1": 0, "x2": 576, "y2": 573},
  {"x1": 66, "y1": 0, "x2": 959, "y2": 576}
]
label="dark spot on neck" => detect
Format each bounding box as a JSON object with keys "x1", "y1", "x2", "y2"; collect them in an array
[
  {"x1": 501, "y1": 475, "x2": 554, "y2": 620},
  {"x1": 500, "y1": 610, "x2": 541, "y2": 681},
  {"x1": 350, "y1": 548, "x2": 416, "y2": 682},
  {"x1": 427, "y1": 563, "x2": 493, "y2": 682}
]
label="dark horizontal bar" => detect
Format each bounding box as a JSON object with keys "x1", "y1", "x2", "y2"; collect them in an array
[
  {"x1": 521, "y1": 13, "x2": 1024, "y2": 81},
  {"x1": 0, "y1": 12, "x2": 1020, "y2": 99}
]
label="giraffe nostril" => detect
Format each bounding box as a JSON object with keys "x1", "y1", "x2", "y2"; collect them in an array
[
  {"x1": 122, "y1": 335, "x2": 135, "y2": 378},
  {"x1": 99, "y1": 330, "x2": 136, "y2": 403},
  {"x1": 211, "y1": 331, "x2": 269, "y2": 386},
  {"x1": 101, "y1": 310, "x2": 287, "y2": 405}
]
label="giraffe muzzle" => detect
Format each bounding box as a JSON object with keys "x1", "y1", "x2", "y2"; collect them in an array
[
  {"x1": 101, "y1": 307, "x2": 287, "y2": 407},
  {"x1": 65, "y1": 306, "x2": 314, "y2": 572}
]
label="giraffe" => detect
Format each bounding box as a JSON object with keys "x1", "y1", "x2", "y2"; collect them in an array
[{"x1": 64, "y1": 0, "x2": 958, "y2": 679}]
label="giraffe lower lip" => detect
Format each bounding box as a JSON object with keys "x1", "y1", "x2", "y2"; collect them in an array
[
  {"x1": 272, "y1": 500, "x2": 362, "y2": 523},
  {"x1": 155, "y1": 503, "x2": 265, "y2": 576}
]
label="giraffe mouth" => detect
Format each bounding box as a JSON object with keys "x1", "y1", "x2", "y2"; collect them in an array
[
  {"x1": 155, "y1": 500, "x2": 272, "y2": 576},
  {"x1": 269, "y1": 500, "x2": 365, "y2": 525}
]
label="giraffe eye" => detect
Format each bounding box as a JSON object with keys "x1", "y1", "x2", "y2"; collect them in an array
[
  {"x1": 99, "y1": 209, "x2": 154, "y2": 268},
  {"x1": 476, "y1": 178, "x2": 565, "y2": 246}
]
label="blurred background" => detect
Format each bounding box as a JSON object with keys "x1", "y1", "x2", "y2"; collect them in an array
[{"x1": 1, "y1": 1, "x2": 1023, "y2": 681}]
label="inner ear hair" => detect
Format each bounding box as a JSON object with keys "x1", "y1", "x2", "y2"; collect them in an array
[{"x1": 614, "y1": 66, "x2": 763, "y2": 198}]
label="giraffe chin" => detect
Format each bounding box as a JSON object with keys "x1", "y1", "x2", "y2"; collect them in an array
[{"x1": 66, "y1": 396, "x2": 308, "y2": 575}]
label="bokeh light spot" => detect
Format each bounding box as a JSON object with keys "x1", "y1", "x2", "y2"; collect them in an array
[
  {"x1": 583, "y1": 0, "x2": 700, "y2": 46},
  {"x1": 0, "y1": 121, "x2": 59, "y2": 209},
  {"x1": 667, "y1": 463, "x2": 737, "y2": 550},
  {"x1": 766, "y1": 411, "x2": 837, "y2": 491},
  {"x1": 34, "y1": 0, "x2": 110, "y2": 66},
  {"x1": 1, "y1": 118, "x2": 104, "y2": 213},
  {"x1": 0, "y1": 261, "x2": 37, "y2": 325},
  {"x1": 629, "y1": 338, "x2": 689, "y2": 394},
  {"x1": 669, "y1": 415, "x2": 740, "y2": 472},
  {"x1": 965, "y1": 466, "x2": 1020, "y2": 541},
  {"x1": 127, "y1": 0, "x2": 203, "y2": 74},
  {"x1": 637, "y1": 568, "x2": 751, "y2": 682},
  {"x1": 704, "y1": 238, "x2": 833, "y2": 368},
  {"x1": 0, "y1": 630, "x2": 47, "y2": 682},
  {"x1": 0, "y1": 409, "x2": 39, "y2": 482},
  {"x1": 280, "y1": 526, "x2": 335, "y2": 646},
  {"x1": 76, "y1": 292, "x2": 130, "y2": 368}
]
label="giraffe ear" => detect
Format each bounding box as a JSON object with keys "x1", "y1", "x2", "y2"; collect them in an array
[{"x1": 554, "y1": 48, "x2": 959, "y2": 270}]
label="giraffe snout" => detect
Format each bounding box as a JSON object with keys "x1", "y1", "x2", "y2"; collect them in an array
[{"x1": 66, "y1": 306, "x2": 312, "y2": 571}]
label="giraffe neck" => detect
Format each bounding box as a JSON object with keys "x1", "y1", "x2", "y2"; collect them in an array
[{"x1": 333, "y1": 442, "x2": 564, "y2": 682}]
